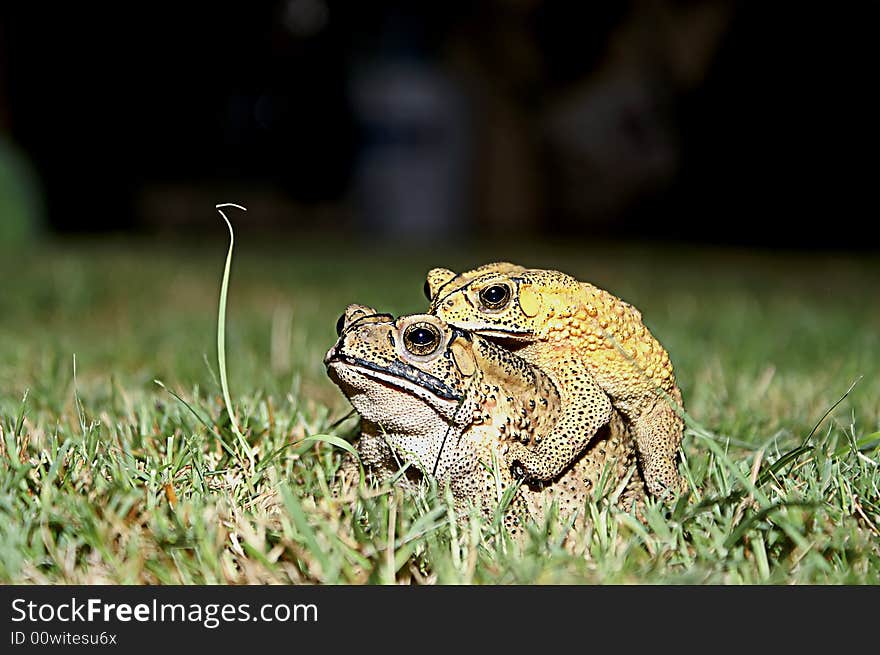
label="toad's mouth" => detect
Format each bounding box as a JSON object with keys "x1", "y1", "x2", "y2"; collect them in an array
[
  {"x1": 326, "y1": 354, "x2": 463, "y2": 403},
  {"x1": 475, "y1": 331, "x2": 533, "y2": 349}
]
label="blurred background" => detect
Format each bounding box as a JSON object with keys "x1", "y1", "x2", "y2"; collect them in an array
[{"x1": 0, "y1": 0, "x2": 876, "y2": 247}]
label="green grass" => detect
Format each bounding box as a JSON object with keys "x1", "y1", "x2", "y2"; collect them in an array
[{"x1": 1, "y1": 236, "x2": 878, "y2": 584}]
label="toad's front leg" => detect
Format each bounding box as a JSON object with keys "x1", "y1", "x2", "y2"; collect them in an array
[{"x1": 507, "y1": 375, "x2": 612, "y2": 482}]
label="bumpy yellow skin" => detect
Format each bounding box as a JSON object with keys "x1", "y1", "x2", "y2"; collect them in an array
[{"x1": 426, "y1": 262, "x2": 685, "y2": 498}]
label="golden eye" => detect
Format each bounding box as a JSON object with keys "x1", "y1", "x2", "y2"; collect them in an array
[
  {"x1": 403, "y1": 323, "x2": 441, "y2": 356},
  {"x1": 479, "y1": 284, "x2": 511, "y2": 310}
]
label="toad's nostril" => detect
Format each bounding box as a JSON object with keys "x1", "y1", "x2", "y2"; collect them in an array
[
  {"x1": 336, "y1": 313, "x2": 346, "y2": 336},
  {"x1": 423, "y1": 279, "x2": 432, "y2": 301}
]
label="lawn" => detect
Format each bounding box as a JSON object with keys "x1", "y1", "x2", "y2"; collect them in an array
[{"x1": 1, "y1": 235, "x2": 878, "y2": 584}]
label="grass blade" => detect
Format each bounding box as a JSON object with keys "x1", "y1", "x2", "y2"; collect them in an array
[
  {"x1": 14, "y1": 388, "x2": 29, "y2": 438},
  {"x1": 215, "y1": 203, "x2": 255, "y2": 473},
  {"x1": 298, "y1": 434, "x2": 360, "y2": 460}
]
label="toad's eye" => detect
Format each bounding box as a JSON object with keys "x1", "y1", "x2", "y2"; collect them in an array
[
  {"x1": 403, "y1": 323, "x2": 441, "y2": 356},
  {"x1": 479, "y1": 284, "x2": 511, "y2": 310},
  {"x1": 423, "y1": 279, "x2": 432, "y2": 301},
  {"x1": 336, "y1": 313, "x2": 346, "y2": 336}
]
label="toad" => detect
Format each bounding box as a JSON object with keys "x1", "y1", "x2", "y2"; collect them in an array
[
  {"x1": 425, "y1": 263, "x2": 685, "y2": 498},
  {"x1": 324, "y1": 304, "x2": 644, "y2": 532}
]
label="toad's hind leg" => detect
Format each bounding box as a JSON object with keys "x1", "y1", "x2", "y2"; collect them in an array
[
  {"x1": 508, "y1": 370, "x2": 612, "y2": 482},
  {"x1": 631, "y1": 395, "x2": 685, "y2": 498}
]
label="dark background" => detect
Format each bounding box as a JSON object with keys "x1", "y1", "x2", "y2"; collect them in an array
[{"x1": 0, "y1": 1, "x2": 876, "y2": 248}]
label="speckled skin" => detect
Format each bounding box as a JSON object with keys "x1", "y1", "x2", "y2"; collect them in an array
[
  {"x1": 324, "y1": 305, "x2": 645, "y2": 532},
  {"x1": 426, "y1": 263, "x2": 685, "y2": 498}
]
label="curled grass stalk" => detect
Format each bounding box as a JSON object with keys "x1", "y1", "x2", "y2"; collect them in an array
[{"x1": 215, "y1": 203, "x2": 255, "y2": 474}]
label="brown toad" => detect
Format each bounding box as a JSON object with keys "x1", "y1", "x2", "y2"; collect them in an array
[
  {"x1": 324, "y1": 304, "x2": 644, "y2": 532},
  {"x1": 425, "y1": 263, "x2": 685, "y2": 498}
]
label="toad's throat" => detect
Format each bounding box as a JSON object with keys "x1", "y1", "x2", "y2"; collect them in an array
[{"x1": 331, "y1": 354, "x2": 464, "y2": 402}]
